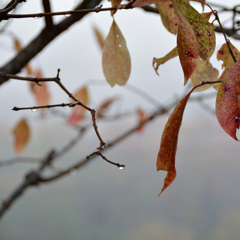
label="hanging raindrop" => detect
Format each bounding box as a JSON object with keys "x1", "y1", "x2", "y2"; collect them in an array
[
  {"x1": 31, "y1": 108, "x2": 38, "y2": 112},
  {"x1": 118, "y1": 164, "x2": 125, "y2": 170}
]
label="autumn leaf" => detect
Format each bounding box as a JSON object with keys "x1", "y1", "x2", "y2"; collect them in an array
[
  {"x1": 102, "y1": 20, "x2": 131, "y2": 87},
  {"x1": 155, "y1": 1, "x2": 178, "y2": 35},
  {"x1": 137, "y1": 107, "x2": 148, "y2": 133},
  {"x1": 97, "y1": 97, "x2": 118, "y2": 118},
  {"x1": 12, "y1": 118, "x2": 30, "y2": 154},
  {"x1": 109, "y1": 0, "x2": 123, "y2": 15},
  {"x1": 157, "y1": 87, "x2": 197, "y2": 195},
  {"x1": 13, "y1": 37, "x2": 33, "y2": 75},
  {"x1": 216, "y1": 59, "x2": 240, "y2": 140},
  {"x1": 132, "y1": 0, "x2": 167, "y2": 7},
  {"x1": 153, "y1": 47, "x2": 178, "y2": 75},
  {"x1": 216, "y1": 41, "x2": 240, "y2": 91},
  {"x1": 30, "y1": 69, "x2": 51, "y2": 110},
  {"x1": 172, "y1": 0, "x2": 198, "y2": 84},
  {"x1": 176, "y1": 0, "x2": 216, "y2": 62},
  {"x1": 69, "y1": 86, "x2": 89, "y2": 125},
  {"x1": 93, "y1": 25, "x2": 105, "y2": 49},
  {"x1": 191, "y1": 57, "x2": 219, "y2": 92}
]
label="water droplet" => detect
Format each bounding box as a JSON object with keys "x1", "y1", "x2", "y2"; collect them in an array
[
  {"x1": 235, "y1": 116, "x2": 238, "y2": 122},
  {"x1": 118, "y1": 164, "x2": 125, "y2": 170},
  {"x1": 116, "y1": 34, "x2": 119, "y2": 37},
  {"x1": 119, "y1": 44, "x2": 122, "y2": 47},
  {"x1": 65, "y1": 14, "x2": 71, "y2": 17},
  {"x1": 34, "y1": 16, "x2": 41, "y2": 19},
  {"x1": 31, "y1": 108, "x2": 38, "y2": 112},
  {"x1": 70, "y1": 168, "x2": 77, "y2": 175}
]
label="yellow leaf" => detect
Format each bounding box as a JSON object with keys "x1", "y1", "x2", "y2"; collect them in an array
[
  {"x1": 93, "y1": 25, "x2": 105, "y2": 49},
  {"x1": 69, "y1": 86, "x2": 89, "y2": 125},
  {"x1": 102, "y1": 20, "x2": 131, "y2": 87},
  {"x1": 12, "y1": 119, "x2": 30, "y2": 154}
]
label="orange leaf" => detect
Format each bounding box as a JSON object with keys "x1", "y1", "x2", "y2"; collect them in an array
[
  {"x1": 69, "y1": 86, "x2": 89, "y2": 125},
  {"x1": 13, "y1": 37, "x2": 22, "y2": 51},
  {"x1": 12, "y1": 118, "x2": 30, "y2": 154},
  {"x1": 102, "y1": 20, "x2": 131, "y2": 87},
  {"x1": 155, "y1": 1, "x2": 178, "y2": 35},
  {"x1": 97, "y1": 97, "x2": 118, "y2": 118},
  {"x1": 30, "y1": 69, "x2": 51, "y2": 109},
  {"x1": 157, "y1": 88, "x2": 195, "y2": 195},
  {"x1": 216, "y1": 59, "x2": 240, "y2": 140},
  {"x1": 137, "y1": 107, "x2": 147, "y2": 133},
  {"x1": 93, "y1": 25, "x2": 105, "y2": 49}
]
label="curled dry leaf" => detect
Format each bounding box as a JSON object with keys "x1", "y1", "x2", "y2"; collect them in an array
[
  {"x1": 30, "y1": 69, "x2": 51, "y2": 110},
  {"x1": 216, "y1": 59, "x2": 240, "y2": 141},
  {"x1": 102, "y1": 20, "x2": 131, "y2": 87},
  {"x1": 153, "y1": 47, "x2": 178, "y2": 75},
  {"x1": 216, "y1": 41, "x2": 240, "y2": 91},
  {"x1": 12, "y1": 118, "x2": 30, "y2": 154},
  {"x1": 69, "y1": 86, "x2": 89, "y2": 125},
  {"x1": 155, "y1": 1, "x2": 178, "y2": 35}
]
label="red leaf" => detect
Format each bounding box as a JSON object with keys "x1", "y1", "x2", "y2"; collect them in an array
[
  {"x1": 173, "y1": 0, "x2": 198, "y2": 84},
  {"x1": 216, "y1": 59, "x2": 240, "y2": 140},
  {"x1": 157, "y1": 88, "x2": 195, "y2": 195},
  {"x1": 12, "y1": 118, "x2": 30, "y2": 154}
]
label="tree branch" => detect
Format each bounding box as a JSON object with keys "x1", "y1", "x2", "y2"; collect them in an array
[
  {"x1": 42, "y1": 0, "x2": 53, "y2": 29},
  {"x1": 0, "y1": 0, "x2": 102, "y2": 85}
]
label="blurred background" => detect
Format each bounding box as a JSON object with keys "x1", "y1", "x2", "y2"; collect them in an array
[{"x1": 0, "y1": 0, "x2": 240, "y2": 239}]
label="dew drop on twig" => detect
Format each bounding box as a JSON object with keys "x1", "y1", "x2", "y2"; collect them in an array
[
  {"x1": 65, "y1": 14, "x2": 71, "y2": 17},
  {"x1": 31, "y1": 108, "x2": 38, "y2": 112},
  {"x1": 118, "y1": 164, "x2": 125, "y2": 170}
]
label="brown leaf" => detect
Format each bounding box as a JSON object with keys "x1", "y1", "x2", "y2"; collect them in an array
[
  {"x1": 157, "y1": 88, "x2": 195, "y2": 195},
  {"x1": 12, "y1": 118, "x2": 30, "y2": 154},
  {"x1": 216, "y1": 59, "x2": 240, "y2": 140},
  {"x1": 69, "y1": 86, "x2": 89, "y2": 125},
  {"x1": 102, "y1": 20, "x2": 131, "y2": 87},
  {"x1": 97, "y1": 97, "x2": 118, "y2": 118}
]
